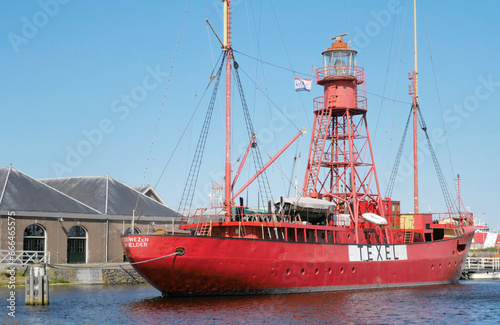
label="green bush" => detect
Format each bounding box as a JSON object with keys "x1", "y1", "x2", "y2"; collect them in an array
[{"x1": 50, "y1": 277, "x2": 69, "y2": 284}]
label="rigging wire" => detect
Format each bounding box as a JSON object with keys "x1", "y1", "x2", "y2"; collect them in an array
[
  {"x1": 245, "y1": 0, "x2": 263, "y2": 206},
  {"x1": 287, "y1": 137, "x2": 301, "y2": 198},
  {"x1": 134, "y1": 0, "x2": 190, "y2": 217},
  {"x1": 178, "y1": 53, "x2": 227, "y2": 212},
  {"x1": 262, "y1": 148, "x2": 295, "y2": 189},
  {"x1": 373, "y1": 0, "x2": 398, "y2": 141},
  {"x1": 182, "y1": 4, "x2": 213, "y2": 205},
  {"x1": 416, "y1": 106, "x2": 456, "y2": 214},
  {"x1": 419, "y1": 0, "x2": 456, "y2": 194},
  {"x1": 269, "y1": 0, "x2": 294, "y2": 72},
  {"x1": 381, "y1": 0, "x2": 410, "y2": 183},
  {"x1": 233, "y1": 55, "x2": 273, "y2": 205},
  {"x1": 235, "y1": 49, "x2": 410, "y2": 107},
  {"x1": 366, "y1": 92, "x2": 410, "y2": 105},
  {"x1": 233, "y1": 49, "x2": 312, "y2": 77},
  {"x1": 135, "y1": 54, "x2": 225, "y2": 220},
  {"x1": 385, "y1": 107, "x2": 412, "y2": 198},
  {"x1": 269, "y1": 0, "x2": 296, "y2": 193},
  {"x1": 381, "y1": 0, "x2": 410, "y2": 196},
  {"x1": 150, "y1": 53, "x2": 225, "y2": 199},
  {"x1": 238, "y1": 66, "x2": 301, "y2": 131}
]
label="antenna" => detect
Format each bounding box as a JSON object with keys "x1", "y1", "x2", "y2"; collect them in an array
[{"x1": 331, "y1": 33, "x2": 348, "y2": 41}]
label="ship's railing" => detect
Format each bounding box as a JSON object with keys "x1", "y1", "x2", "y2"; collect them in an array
[
  {"x1": 0, "y1": 250, "x2": 50, "y2": 266},
  {"x1": 180, "y1": 206, "x2": 294, "y2": 227},
  {"x1": 316, "y1": 65, "x2": 365, "y2": 83},
  {"x1": 180, "y1": 207, "x2": 226, "y2": 226},
  {"x1": 313, "y1": 95, "x2": 367, "y2": 112},
  {"x1": 465, "y1": 257, "x2": 500, "y2": 272},
  {"x1": 435, "y1": 211, "x2": 474, "y2": 227},
  {"x1": 389, "y1": 213, "x2": 473, "y2": 230}
]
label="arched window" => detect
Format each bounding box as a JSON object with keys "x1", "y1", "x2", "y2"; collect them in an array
[
  {"x1": 67, "y1": 226, "x2": 87, "y2": 264},
  {"x1": 124, "y1": 227, "x2": 140, "y2": 235},
  {"x1": 23, "y1": 224, "x2": 46, "y2": 263}
]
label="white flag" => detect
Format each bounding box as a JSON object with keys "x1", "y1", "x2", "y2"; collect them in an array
[{"x1": 294, "y1": 78, "x2": 312, "y2": 92}]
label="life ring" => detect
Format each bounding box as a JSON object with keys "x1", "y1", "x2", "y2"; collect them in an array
[{"x1": 361, "y1": 213, "x2": 388, "y2": 226}]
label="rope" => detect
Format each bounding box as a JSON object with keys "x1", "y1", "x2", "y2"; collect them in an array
[
  {"x1": 46, "y1": 251, "x2": 181, "y2": 269},
  {"x1": 127, "y1": 251, "x2": 181, "y2": 265}
]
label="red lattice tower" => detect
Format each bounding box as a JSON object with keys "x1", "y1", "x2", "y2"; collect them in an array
[{"x1": 302, "y1": 36, "x2": 385, "y2": 225}]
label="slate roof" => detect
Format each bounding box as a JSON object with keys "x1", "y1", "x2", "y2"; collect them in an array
[
  {"x1": 40, "y1": 175, "x2": 179, "y2": 217},
  {"x1": 0, "y1": 166, "x2": 100, "y2": 214},
  {"x1": 0, "y1": 166, "x2": 180, "y2": 218}
]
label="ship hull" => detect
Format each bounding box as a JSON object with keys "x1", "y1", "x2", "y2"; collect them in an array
[{"x1": 122, "y1": 226, "x2": 474, "y2": 296}]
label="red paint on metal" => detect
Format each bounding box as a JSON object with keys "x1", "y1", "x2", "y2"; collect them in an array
[
  {"x1": 232, "y1": 135, "x2": 255, "y2": 191},
  {"x1": 122, "y1": 225, "x2": 474, "y2": 295},
  {"x1": 232, "y1": 129, "x2": 305, "y2": 201},
  {"x1": 302, "y1": 41, "x2": 384, "y2": 244},
  {"x1": 224, "y1": 0, "x2": 232, "y2": 221},
  {"x1": 409, "y1": 70, "x2": 419, "y2": 213},
  {"x1": 122, "y1": 32, "x2": 476, "y2": 297}
]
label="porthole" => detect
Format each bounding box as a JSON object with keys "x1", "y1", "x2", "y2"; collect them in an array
[
  {"x1": 315, "y1": 268, "x2": 319, "y2": 275},
  {"x1": 286, "y1": 269, "x2": 291, "y2": 276},
  {"x1": 340, "y1": 267, "x2": 344, "y2": 274},
  {"x1": 431, "y1": 264, "x2": 434, "y2": 270},
  {"x1": 352, "y1": 267, "x2": 356, "y2": 274},
  {"x1": 328, "y1": 268, "x2": 332, "y2": 274},
  {"x1": 301, "y1": 269, "x2": 305, "y2": 275}
]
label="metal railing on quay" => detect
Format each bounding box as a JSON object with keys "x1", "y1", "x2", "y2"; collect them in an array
[
  {"x1": 0, "y1": 250, "x2": 51, "y2": 266},
  {"x1": 465, "y1": 257, "x2": 500, "y2": 271}
]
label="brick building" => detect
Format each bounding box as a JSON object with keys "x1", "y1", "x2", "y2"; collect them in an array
[{"x1": 0, "y1": 166, "x2": 180, "y2": 265}]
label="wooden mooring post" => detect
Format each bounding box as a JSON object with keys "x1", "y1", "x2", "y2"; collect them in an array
[{"x1": 25, "y1": 264, "x2": 49, "y2": 305}]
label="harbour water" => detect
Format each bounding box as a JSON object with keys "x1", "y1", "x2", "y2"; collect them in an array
[{"x1": 3, "y1": 280, "x2": 500, "y2": 324}]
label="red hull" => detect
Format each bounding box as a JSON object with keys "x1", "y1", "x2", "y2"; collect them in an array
[{"x1": 122, "y1": 226, "x2": 474, "y2": 296}]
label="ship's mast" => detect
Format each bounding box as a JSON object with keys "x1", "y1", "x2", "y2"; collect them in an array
[
  {"x1": 223, "y1": 0, "x2": 232, "y2": 221},
  {"x1": 410, "y1": 0, "x2": 419, "y2": 214}
]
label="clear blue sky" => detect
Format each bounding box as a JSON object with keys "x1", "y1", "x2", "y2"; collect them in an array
[{"x1": 2, "y1": 1, "x2": 499, "y2": 228}]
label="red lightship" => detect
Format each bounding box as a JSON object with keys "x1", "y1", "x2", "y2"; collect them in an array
[{"x1": 122, "y1": 0, "x2": 474, "y2": 296}]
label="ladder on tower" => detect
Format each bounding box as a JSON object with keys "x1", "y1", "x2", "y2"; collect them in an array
[{"x1": 305, "y1": 110, "x2": 332, "y2": 193}]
